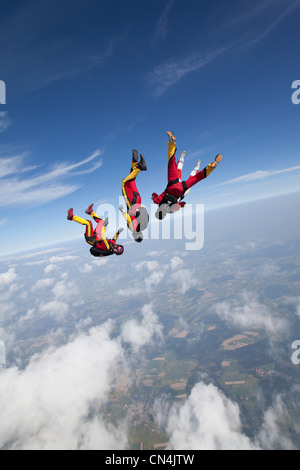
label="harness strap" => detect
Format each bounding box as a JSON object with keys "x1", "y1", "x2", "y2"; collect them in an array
[
  {"x1": 166, "y1": 178, "x2": 179, "y2": 188},
  {"x1": 160, "y1": 193, "x2": 178, "y2": 206},
  {"x1": 85, "y1": 233, "x2": 96, "y2": 244}
]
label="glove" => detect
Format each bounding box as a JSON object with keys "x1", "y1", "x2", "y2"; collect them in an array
[{"x1": 103, "y1": 216, "x2": 109, "y2": 226}]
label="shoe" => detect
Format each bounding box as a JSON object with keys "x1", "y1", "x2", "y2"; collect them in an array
[
  {"x1": 132, "y1": 149, "x2": 139, "y2": 162},
  {"x1": 103, "y1": 216, "x2": 109, "y2": 226},
  {"x1": 136, "y1": 154, "x2": 147, "y2": 171},
  {"x1": 67, "y1": 208, "x2": 73, "y2": 220},
  {"x1": 167, "y1": 131, "x2": 176, "y2": 143},
  {"x1": 211, "y1": 154, "x2": 222, "y2": 168},
  {"x1": 85, "y1": 203, "x2": 94, "y2": 215}
]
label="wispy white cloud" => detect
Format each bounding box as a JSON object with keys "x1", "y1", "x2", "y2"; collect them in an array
[
  {"x1": 0, "y1": 150, "x2": 103, "y2": 207},
  {"x1": 121, "y1": 303, "x2": 163, "y2": 354},
  {"x1": 147, "y1": 1, "x2": 300, "y2": 97},
  {"x1": 0, "y1": 267, "x2": 17, "y2": 288},
  {"x1": 0, "y1": 1, "x2": 126, "y2": 93},
  {"x1": 245, "y1": 0, "x2": 300, "y2": 47},
  {"x1": 135, "y1": 260, "x2": 160, "y2": 272},
  {"x1": 171, "y1": 267, "x2": 198, "y2": 295},
  {"x1": 0, "y1": 154, "x2": 38, "y2": 178},
  {"x1": 0, "y1": 112, "x2": 12, "y2": 132},
  {"x1": 215, "y1": 165, "x2": 300, "y2": 187},
  {"x1": 35, "y1": 35, "x2": 125, "y2": 90},
  {"x1": 212, "y1": 0, "x2": 300, "y2": 49},
  {"x1": 117, "y1": 255, "x2": 197, "y2": 298},
  {"x1": 147, "y1": 46, "x2": 231, "y2": 97},
  {"x1": 222, "y1": 0, "x2": 277, "y2": 28},
  {"x1": 151, "y1": 0, "x2": 175, "y2": 48},
  {"x1": 214, "y1": 291, "x2": 289, "y2": 339},
  {"x1": 170, "y1": 256, "x2": 183, "y2": 270},
  {"x1": 31, "y1": 277, "x2": 55, "y2": 291},
  {"x1": 39, "y1": 299, "x2": 69, "y2": 321}
]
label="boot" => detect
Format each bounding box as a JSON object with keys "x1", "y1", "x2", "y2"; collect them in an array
[
  {"x1": 85, "y1": 203, "x2": 94, "y2": 215},
  {"x1": 136, "y1": 154, "x2": 147, "y2": 171},
  {"x1": 67, "y1": 208, "x2": 74, "y2": 220},
  {"x1": 132, "y1": 149, "x2": 139, "y2": 162},
  {"x1": 167, "y1": 131, "x2": 176, "y2": 143}
]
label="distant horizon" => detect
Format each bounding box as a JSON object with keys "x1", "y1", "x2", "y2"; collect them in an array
[{"x1": 1, "y1": 188, "x2": 299, "y2": 258}]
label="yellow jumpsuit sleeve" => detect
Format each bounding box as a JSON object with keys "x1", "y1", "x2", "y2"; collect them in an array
[{"x1": 121, "y1": 211, "x2": 135, "y2": 232}]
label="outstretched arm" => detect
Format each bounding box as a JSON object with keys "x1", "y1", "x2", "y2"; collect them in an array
[
  {"x1": 152, "y1": 192, "x2": 165, "y2": 205},
  {"x1": 113, "y1": 227, "x2": 124, "y2": 242},
  {"x1": 119, "y1": 205, "x2": 135, "y2": 231}
]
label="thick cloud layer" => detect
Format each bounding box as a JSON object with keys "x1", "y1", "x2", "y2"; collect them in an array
[
  {"x1": 0, "y1": 321, "x2": 126, "y2": 449},
  {"x1": 0, "y1": 225, "x2": 299, "y2": 450},
  {"x1": 154, "y1": 381, "x2": 258, "y2": 450}
]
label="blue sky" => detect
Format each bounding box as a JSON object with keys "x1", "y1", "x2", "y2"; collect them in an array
[{"x1": 1, "y1": 0, "x2": 300, "y2": 256}]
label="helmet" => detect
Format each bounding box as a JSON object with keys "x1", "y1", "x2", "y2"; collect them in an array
[
  {"x1": 135, "y1": 206, "x2": 149, "y2": 231},
  {"x1": 155, "y1": 208, "x2": 167, "y2": 220},
  {"x1": 113, "y1": 244, "x2": 124, "y2": 255},
  {"x1": 133, "y1": 231, "x2": 143, "y2": 243},
  {"x1": 155, "y1": 203, "x2": 170, "y2": 220}
]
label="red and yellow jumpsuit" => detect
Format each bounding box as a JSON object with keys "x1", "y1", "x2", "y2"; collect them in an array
[
  {"x1": 121, "y1": 160, "x2": 143, "y2": 233},
  {"x1": 152, "y1": 140, "x2": 220, "y2": 211},
  {"x1": 72, "y1": 209, "x2": 120, "y2": 253}
]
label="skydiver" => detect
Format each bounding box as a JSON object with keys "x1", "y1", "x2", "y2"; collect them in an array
[
  {"x1": 67, "y1": 206, "x2": 124, "y2": 257},
  {"x1": 119, "y1": 149, "x2": 149, "y2": 243},
  {"x1": 152, "y1": 131, "x2": 222, "y2": 219}
]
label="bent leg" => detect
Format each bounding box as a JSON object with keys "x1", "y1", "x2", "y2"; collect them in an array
[
  {"x1": 167, "y1": 154, "x2": 180, "y2": 183},
  {"x1": 122, "y1": 163, "x2": 141, "y2": 210},
  {"x1": 90, "y1": 211, "x2": 102, "y2": 223},
  {"x1": 168, "y1": 140, "x2": 177, "y2": 161},
  {"x1": 190, "y1": 159, "x2": 201, "y2": 177},
  {"x1": 184, "y1": 168, "x2": 206, "y2": 190},
  {"x1": 122, "y1": 162, "x2": 141, "y2": 210},
  {"x1": 184, "y1": 157, "x2": 221, "y2": 190},
  {"x1": 124, "y1": 162, "x2": 140, "y2": 182},
  {"x1": 72, "y1": 215, "x2": 94, "y2": 238},
  {"x1": 176, "y1": 151, "x2": 186, "y2": 181}
]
